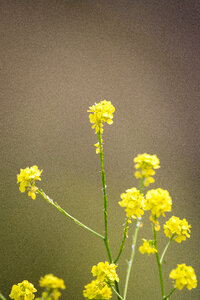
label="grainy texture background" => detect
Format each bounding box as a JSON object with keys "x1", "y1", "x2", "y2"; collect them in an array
[{"x1": 1, "y1": 0, "x2": 200, "y2": 299}]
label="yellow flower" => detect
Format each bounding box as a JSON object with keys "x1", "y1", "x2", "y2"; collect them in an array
[
  {"x1": 139, "y1": 239, "x2": 157, "y2": 255},
  {"x1": 17, "y1": 166, "x2": 42, "y2": 199},
  {"x1": 9, "y1": 280, "x2": 37, "y2": 300},
  {"x1": 91, "y1": 261, "x2": 119, "y2": 284},
  {"x1": 94, "y1": 138, "x2": 103, "y2": 154},
  {"x1": 144, "y1": 188, "x2": 172, "y2": 218},
  {"x1": 39, "y1": 274, "x2": 66, "y2": 290},
  {"x1": 83, "y1": 280, "x2": 112, "y2": 300},
  {"x1": 88, "y1": 100, "x2": 115, "y2": 134},
  {"x1": 134, "y1": 153, "x2": 160, "y2": 186},
  {"x1": 169, "y1": 264, "x2": 197, "y2": 290},
  {"x1": 164, "y1": 216, "x2": 191, "y2": 243},
  {"x1": 119, "y1": 188, "x2": 144, "y2": 219}
]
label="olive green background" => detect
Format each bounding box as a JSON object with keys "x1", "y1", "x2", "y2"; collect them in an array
[{"x1": 1, "y1": 1, "x2": 200, "y2": 299}]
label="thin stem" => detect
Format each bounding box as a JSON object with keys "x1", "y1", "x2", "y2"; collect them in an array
[
  {"x1": 160, "y1": 235, "x2": 175, "y2": 264},
  {"x1": 123, "y1": 219, "x2": 140, "y2": 300},
  {"x1": 153, "y1": 224, "x2": 165, "y2": 298},
  {"x1": 111, "y1": 286, "x2": 124, "y2": 300},
  {"x1": 98, "y1": 131, "x2": 113, "y2": 263},
  {"x1": 114, "y1": 219, "x2": 129, "y2": 263},
  {"x1": 0, "y1": 293, "x2": 7, "y2": 300},
  {"x1": 164, "y1": 287, "x2": 176, "y2": 299},
  {"x1": 38, "y1": 190, "x2": 104, "y2": 240}
]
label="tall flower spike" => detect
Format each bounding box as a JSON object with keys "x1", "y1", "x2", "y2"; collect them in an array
[
  {"x1": 9, "y1": 280, "x2": 37, "y2": 300},
  {"x1": 88, "y1": 100, "x2": 115, "y2": 134},
  {"x1": 169, "y1": 264, "x2": 197, "y2": 290},
  {"x1": 164, "y1": 216, "x2": 191, "y2": 243},
  {"x1": 134, "y1": 153, "x2": 160, "y2": 186},
  {"x1": 17, "y1": 166, "x2": 42, "y2": 199}
]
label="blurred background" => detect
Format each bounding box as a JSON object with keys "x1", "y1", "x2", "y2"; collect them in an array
[{"x1": 1, "y1": 0, "x2": 200, "y2": 299}]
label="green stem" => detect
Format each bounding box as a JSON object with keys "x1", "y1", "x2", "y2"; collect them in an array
[
  {"x1": 160, "y1": 235, "x2": 175, "y2": 264},
  {"x1": 98, "y1": 131, "x2": 113, "y2": 263},
  {"x1": 0, "y1": 293, "x2": 7, "y2": 300},
  {"x1": 38, "y1": 190, "x2": 104, "y2": 240},
  {"x1": 123, "y1": 219, "x2": 140, "y2": 300},
  {"x1": 114, "y1": 218, "x2": 129, "y2": 263},
  {"x1": 111, "y1": 286, "x2": 124, "y2": 300},
  {"x1": 164, "y1": 288, "x2": 176, "y2": 299},
  {"x1": 153, "y1": 224, "x2": 165, "y2": 298}
]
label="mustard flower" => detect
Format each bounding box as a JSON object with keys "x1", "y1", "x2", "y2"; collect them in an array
[
  {"x1": 134, "y1": 153, "x2": 160, "y2": 186},
  {"x1": 88, "y1": 100, "x2": 115, "y2": 134},
  {"x1": 139, "y1": 239, "x2": 157, "y2": 255},
  {"x1": 169, "y1": 264, "x2": 197, "y2": 290},
  {"x1": 39, "y1": 274, "x2": 66, "y2": 290},
  {"x1": 144, "y1": 188, "x2": 172, "y2": 218},
  {"x1": 9, "y1": 280, "x2": 37, "y2": 300},
  {"x1": 94, "y1": 138, "x2": 103, "y2": 154},
  {"x1": 83, "y1": 280, "x2": 112, "y2": 300},
  {"x1": 17, "y1": 166, "x2": 42, "y2": 199},
  {"x1": 119, "y1": 187, "x2": 144, "y2": 220},
  {"x1": 91, "y1": 261, "x2": 119, "y2": 284},
  {"x1": 164, "y1": 216, "x2": 191, "y2": 243}
]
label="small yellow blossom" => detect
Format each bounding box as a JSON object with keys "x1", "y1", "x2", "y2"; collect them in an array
[
  {"x1": 17, "y1": 166, "x2": 42, "y2": 199},
  {"x1": 92, "y1": 261, "x2": 119, "y2": 284},
  {"x1": 9, "y1": 280, "x2": 37, "y2": 300},
  {"x1": 139, "y1": 239, "x2": 157, "y2": 255},
  {"x1": 94, "y1": 138, "x2": 103, "y2": 154},
  {"x1": 169, "y1": 264, "x2": 197, "y2": 290},
  {"x1": 119, "y1": 188, "x2": 144, "y2": 219},
  {"x1": 134, "y1": 153, "x2": 160, "y2": 186},
  {"x1": 39, "y1": 274, "x2": 66, "y2": 290},
  {"x1": 88, "y1": 100, "x2": 115, "y2": 134},
  {"x1": 164, "y1": 216, "x2": 191, "y2": 243},
  {"x1": 144, "y1": 188, "x2": 172, "y2": 218},
  {"x1": 83, "y1": 280, "x2": 112, "y2": 300}
]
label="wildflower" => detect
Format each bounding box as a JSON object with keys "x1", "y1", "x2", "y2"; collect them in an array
[
  {"x1": 134, "y1": 153, "x2": 160, "y2": 186},
  {"x1": 144, "y1": 188, "x2": 172, "y2": 218},
  {"x1": 169, "y1": 264, "x2": 197, "y2": 290},
  {"x1": 119, "y1": 188, "x2": 144, "y2": 220},
  {"x1": 139, "y1": 239, "x2": 157, "y2": 255},
  {"x1": 39, "y1": 274, "x2": 66, "y2": 290},
  {"x1": 94, "y1": 138, "x2": 103, "y2": 154},
  {"x1": 9, "y1": 280, "x2": 37, "y2": 300},
  {"x1": 164, "y1": 216, "x2": 191, "y2": 243},
  {"x1": 17, "y1": 166, "x2": 42, "y2": 199},
  {"x1": 83, "y1": 280, "x2": 112, "y2": 300},
  {"x1": 91, "y1": 261, "x2": 119, "y2": 284},
  {"x1": 88, "y1": 100, "x2": 115, "y2": 134}
]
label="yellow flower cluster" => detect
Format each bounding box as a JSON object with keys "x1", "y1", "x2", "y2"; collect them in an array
[
  {"x1": 164, "y1": 216, "x2": 191, "y2": 243},
  {"x1": 9, "y1": 280, "x2": 37, "y2": 300},
  {"x1": 39, "y1": 274, "x2": 66, "y2": 290},
  {"x1": 83, "y1": 280, "x2": 112, "y2": 300},
  {"x1": 88, "y1": 100, "x2": 115, "y2": 134},
  {"x1": 145, "y1": 188, "x2": 172, "y2": 218},
  {"x1": 134, "y1": 153, "x2": 160, "y2": 186},
  {"x1": 92, "y1": 261, "x2": 119, "y2": 284},
  {"x1": 17, "y1": 166, "x2": 42, "y2": 199},
  {"x1": 169, "y1": 264, "x2": 197, "y2": 290},
  {"x1": 139, "y1": 239, "x2": 157, "y2": 255},
  {"x1": 119, "y1": 187, "x2": 144, "y2": 220},
  {"x1": 83, "y1": 262, "x2": 119, "y2": 299}
]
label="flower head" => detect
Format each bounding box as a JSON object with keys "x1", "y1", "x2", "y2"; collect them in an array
[
  {"x1": 9, "y1": 280, "x2": 37, "y2": 300},
  {"x1": 83, "y1": 280, "x2": 112, "y2": 300},
  {"x1": 91, "y1": 261, "x2": 119, "y2": 284},
  {"x1": 144, "y1": 188, "x2": 172, "y2": 218},
  {"x1": 164, "y1": 216, "x2": 191, "y2": 243},
  {"x1": 139, "y1": 239, "x2": 157, "y2": 255},
  {"x1": 119, "y1": 187, "x2": 144, "y2": 220},
  {"x1": 17, "y1": 166, "x2": 42, "y2": 199},
  {"x1": 88, "y1": 100, "x2": 115, "y2": 134},
  {"x1": 134, "y1": 153, "x2": 160, "y2": 186},
  {"x1": 169, "y1": 264, "x2": 197, "y2": 290},
  {"x1": 39, "y1": 274, "x2": 66, "y2": 290}
]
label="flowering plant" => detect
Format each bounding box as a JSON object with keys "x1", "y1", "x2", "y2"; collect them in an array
[{"x1": 1, "y1": 100, "x2": 197, "y2": 300}]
